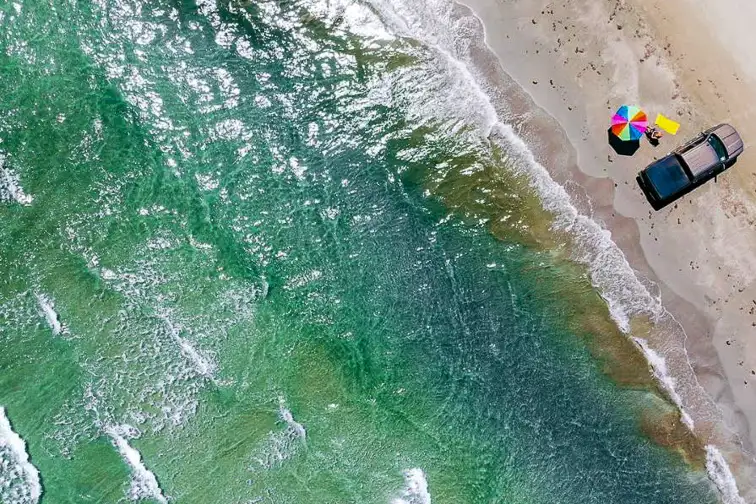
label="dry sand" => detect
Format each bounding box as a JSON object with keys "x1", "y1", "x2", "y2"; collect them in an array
[{"x1": 450, "y1": 0, "x2": 756, "y2": 498}]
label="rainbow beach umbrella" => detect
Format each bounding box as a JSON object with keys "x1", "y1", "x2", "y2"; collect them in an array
[{"x1": 611, "y1": 105, "x2": 648, "y2": 141}]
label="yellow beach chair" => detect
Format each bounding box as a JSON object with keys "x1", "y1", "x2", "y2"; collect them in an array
[{"x1": 655, "y1": 114, "x2": 680, "y2": 135}]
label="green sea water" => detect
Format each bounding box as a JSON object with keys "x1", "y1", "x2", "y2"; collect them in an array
[{"x1": 0, "y1": 0, "x2": 721, "y2": 503}]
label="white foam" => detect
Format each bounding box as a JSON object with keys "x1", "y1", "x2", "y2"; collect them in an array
[
  {"x1": 106, "y1": 426, "x2": 168, "y2": 504},
  {"x1": 0, "y1": 159, "x2": 34, "y2": 206},
  {"x1": 283, "y1": 269, "x2": 323, "y2": 290},
  {"x1": 490, "y1": 123, "x2": 663, "y2": 331},
  {"x1": 392, "y1": 468, "x2": 431, "y2": 504},
  {"x1": 279, "y1": 407, "x2": 306, "y2": 441},
  {"x1": 706, "y1": 445, "x2": 745, "y2": 504},
  {"x1": 160, "y1": 313, "x2": 217, "y2": 379},
  {"x1": 35, "y1": 294, "x2": 62, "y2": 336},
  {"x1": 369, "y1": 6, "x2": 743, "y2": 500},
  {"x1": 176, "y1": 337, "x2": 216, "y2": 378},
  {"x1": 194, "y1": 172, "x2": 220, "y2": 191},
  {"x1": 308, "y1": 0, "x2": 395, "y2": 40},
  {"x1": 249, "y1": 404, "x2": 306, "y2": 471},
  {"x1": 633, "y1": 338, "x2": 694, "y2": 430},
  {"x1": 0, "y1": 407, "x2": 43, "y2": 504}
]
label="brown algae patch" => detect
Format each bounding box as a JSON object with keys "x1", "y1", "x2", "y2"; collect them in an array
[
  {"x1": 412, "y1": 145, "x2": 707, "y2": 464},
  {"x1": 416, "y1": 144, "x2": 655, "y2": 385},
  {"x1": 638, "y1": 393, "x2": 707, "y2": 469},
  {"x1": 554, "y1": 267, "x2": 658, "y2": 390},
  {"x1": 418, "y1": 144, "x2": 558, "y2": 248},
  {"x1": 528, "y1": 242, "x2": 708, "y2": 467}
]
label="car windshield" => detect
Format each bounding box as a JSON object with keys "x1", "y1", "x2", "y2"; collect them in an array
[
  {"x1": 707, "y1": 134, "x2": 728, "y2": 161},
  {"x1": 645, "y1": 156, "x2": 690, "y2": 199}
]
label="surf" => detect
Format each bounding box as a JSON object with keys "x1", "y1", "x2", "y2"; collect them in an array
[
  {"x1": 351, "y1": 0, "x2": 747, "y2": 499},
  {"x1": 0, "y1": 407, "x2": 43, "y2": 504}
]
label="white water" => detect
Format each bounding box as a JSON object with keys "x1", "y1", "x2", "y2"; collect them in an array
[
  {"x1": 392, "y1": 468, "x2": 432, "y2": 504},
  {"x1": 0, "y1": 160, "x2": 33, "y2": 206},
  {"x1": 279, "y1": 407, "x2": 307, "y2": 441},
  {"x1": 633, "y1": 338, "x2": 695, "y2": 430},
  {"x1": 706, "y1": 445, "x2": 746, "y2": 504},
  {"x1": 176, "y1": 337, "x2": 216, "y2": 378},
  {"x1": 160, "y1": 314, "x2": 217, "y2": 379},
  {"x1": 0, "y1": 407, "x2": 43, "y2": 504},
  {"x1": 249, "y1": 404, "x2": 306, "y2": 471},
  {"x1": 309, "y1": 0, "x2": 395, "y2": 40},
  {"x1": 36, "y1": 293, "x2": 62, "y2": 336},
  {"x1": 106, "y1": 425, "x2": 168, "y2": 503}
]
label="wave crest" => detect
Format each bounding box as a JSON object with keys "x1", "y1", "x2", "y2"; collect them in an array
[
  {"x1": 0, "y1": 407, "x2": 43, "y2": 504},
  {"x1": 392, "y1": 468, "x2": 431, "y2": 504}
]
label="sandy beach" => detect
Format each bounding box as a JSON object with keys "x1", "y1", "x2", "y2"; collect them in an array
[{"x1": 448, "y1": 0, "x2": 756, "y2": 499}]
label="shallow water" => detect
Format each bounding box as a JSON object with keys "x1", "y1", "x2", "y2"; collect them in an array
[{"x1": 0, "y1": 0, "x2": 722, "y2": 503}]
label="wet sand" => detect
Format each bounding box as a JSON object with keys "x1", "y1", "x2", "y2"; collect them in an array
[{"x1": 451, "y1": 0, "x2": 756, "y2": 498}]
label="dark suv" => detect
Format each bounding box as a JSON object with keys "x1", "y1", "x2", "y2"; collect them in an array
[{"x1": 636, "y1": 124, "x2": 744, "y2": 210}]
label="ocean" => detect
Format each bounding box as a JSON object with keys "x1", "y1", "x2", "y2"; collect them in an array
[{"x1": 0, "y1": 0, "x2": 731, "y2": 502}]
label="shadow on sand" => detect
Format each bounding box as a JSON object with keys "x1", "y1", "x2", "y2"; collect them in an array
[{"x1": 608, "y1": 128, "x2": 641, "y2": 156}]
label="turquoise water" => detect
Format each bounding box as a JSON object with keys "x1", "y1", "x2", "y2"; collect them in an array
[{"x1": 0, "y1": 0, "x2": 720, "y2": 503}]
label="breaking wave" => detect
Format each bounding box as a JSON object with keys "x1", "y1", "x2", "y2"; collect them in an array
[
  {"x1": 249, "y1": 403, "x2": 307, "y2": 471},
  {"x1": 159, "y1": 313, "x2": 217, "y2": 380},
  {"x1": 392, "y1": 468, "x2": 431, "y2": 504},
  {"x1": 0, "y1": 157, "x2": 33, "y2": 206},
  {"x1": 106, "y1": 425, "x2": 168, "y2": 504},
  {"x1": 0, "y1": 407, "x2": 43, "y2": 504},
  {"x1": 36, "y1": 294, "x2": 63, "y2": 336},
  {"x1": 706, "y1": 445, "x2": 746, "y2": 504},
  {"x1": 633, "y1": 337, "x2": 694, "y2": 430},
  {"x1": 364, "y1": 0, "x2": 662, "y2": 331}
]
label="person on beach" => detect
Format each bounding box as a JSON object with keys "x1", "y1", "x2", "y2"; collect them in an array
[{"x1": 646, "y1": 126, "x2": 663, "y2": 146}]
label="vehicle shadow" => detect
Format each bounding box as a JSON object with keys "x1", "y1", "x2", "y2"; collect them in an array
[
  {"x1": 608, "y1": 128, "x2": 641, "y2": 156},
  {"x1": 636, "y1": 175, "x2": 663, "y2": 210}
]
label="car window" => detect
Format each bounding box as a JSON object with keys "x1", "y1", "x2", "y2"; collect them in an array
[
  {"x1": 707, "y1": 135, "x2": 728, "y2": 161},
  {"x1": 646, "y1": 156, "x2": 689, "y2": 199}
]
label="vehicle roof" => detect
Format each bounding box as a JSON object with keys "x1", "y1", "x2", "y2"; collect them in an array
[
  {"x1": 709, "y1": 123, "x2": 744, "y2": 158},
  {"x1": 678, "y1": 124, "x2": 744, "y2": 178},
  {"x1": 679, "y1": 142, "x2": 719, "y2": 178},
  {"x1": 644, "y1": 155, "x2": 690, "y2": 200}
]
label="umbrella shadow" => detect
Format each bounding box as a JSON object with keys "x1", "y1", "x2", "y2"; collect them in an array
[{"x1": 607, "y1": 128, "x2": 641, "y2": 156}]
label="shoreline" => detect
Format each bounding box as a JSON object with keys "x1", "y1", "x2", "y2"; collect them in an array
[{"x1": 448, "y1": 0, "x2": 756, "y2": 498}]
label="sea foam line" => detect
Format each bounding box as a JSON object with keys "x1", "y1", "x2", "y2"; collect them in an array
[
  {"x1": 0, "y1": 407, "x2": 43, "y2": 504},
  {"x1": 36, "y1": 294, "x2": 63, "y2": 336},
  {"x1": 633, "y1": 338, "x2": 694, "y2": 430},
  {"x1": 249, "y1": 403, "x2": 307, "y2": 471},
  {"x1": 706, "y1": 445, "x2": 746, "y2": 504},
  {"x1": 159, "y1": 313, "x2": 217, "y2": 380},
  {"x1": 392, "y1": 468, "x2": 431, "y2": 504},
  {"x1": 0, "y1": 164, "x2": 33, "y2": 206},
  {"x1": 106, "y1": 426, "x2": 168, "y2": 504}
]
